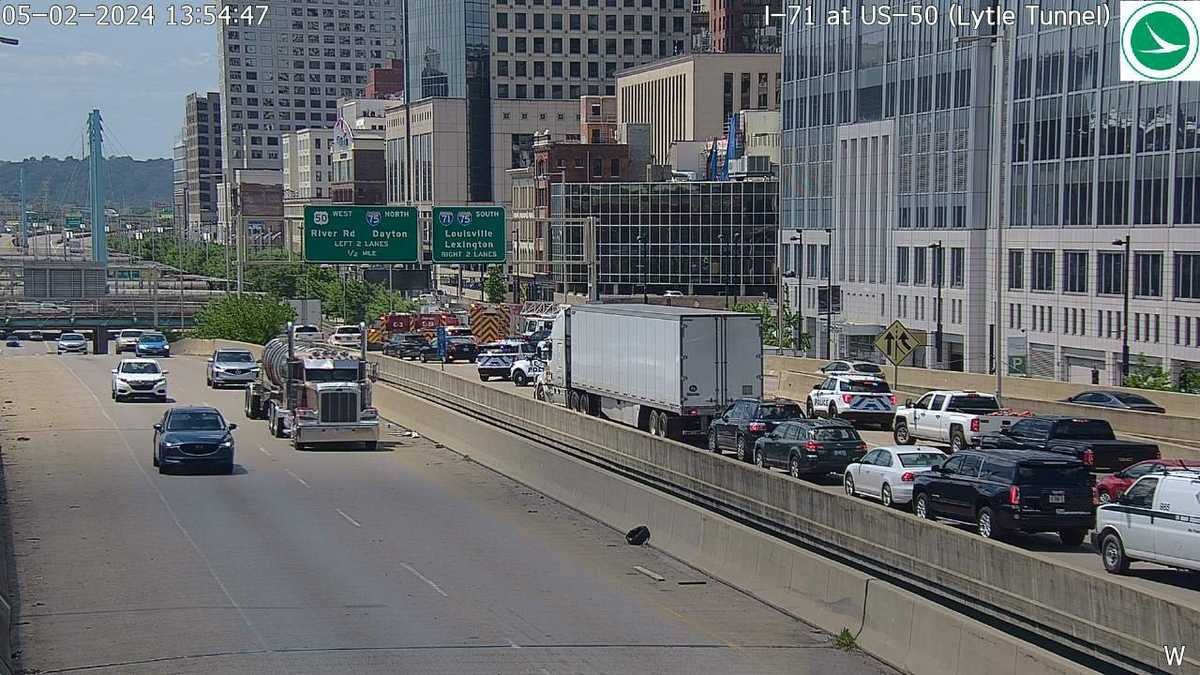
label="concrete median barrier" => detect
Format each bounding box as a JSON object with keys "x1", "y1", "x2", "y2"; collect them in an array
[
  {"x1": 369, "y1": 356, "x2": 1090, "y2": 675},
  {"x1": 369, "y1": 353, "x2": 1194, "y2": 674}
]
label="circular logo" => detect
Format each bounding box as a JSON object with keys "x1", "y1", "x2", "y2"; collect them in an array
[{"x1": 1122, "y1": 2, "x2": 1199, "y2": 79}]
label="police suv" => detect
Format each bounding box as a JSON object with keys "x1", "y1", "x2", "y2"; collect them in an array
[{"x1": 805, "y1": 374, "x2": 896, "y2": 430}]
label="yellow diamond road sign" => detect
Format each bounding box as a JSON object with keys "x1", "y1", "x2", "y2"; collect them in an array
[{"x1": 874, "y1": 320, "x2": 926, "y2": 366}]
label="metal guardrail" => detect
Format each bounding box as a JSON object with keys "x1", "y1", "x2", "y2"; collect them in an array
[{"x1": 368, "y1": 353, "x2": 1187, "y2": 675}]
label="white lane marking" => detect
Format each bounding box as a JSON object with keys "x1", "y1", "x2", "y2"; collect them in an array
[
  {"x1": 258, "y1": 445, "x2": 272, "y2": 457},
  {"x1": 633, "y1": 565, "x2": 665, "y2": 581},
  {"x1": 335, "y1": 508, "x2": 361, "y2": 528},
  {"x1": 59, "y1": 359, "x2": 274, "y2": 655},
  {"x1": 508, "y1": 639, "x2": 522, "y2": 649},
  {"x1": 285, "y1": 468, "x2": 309, "y2": 488},
  {"x1": 400, "y1": 562, "x2": 449, "y2": 597}
]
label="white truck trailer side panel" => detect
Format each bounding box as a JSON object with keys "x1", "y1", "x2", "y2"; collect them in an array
[{"x1": 571, "y1": 309, "x2": 682, "y2": 410}]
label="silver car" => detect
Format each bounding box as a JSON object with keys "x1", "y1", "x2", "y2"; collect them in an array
[
  {"x1": 56, "y1": 332, "x2": 88, "y2": 354},
  {"x1": 206, "y1": 349, "x2": 259, "y2": 388},
  {"x1": 114, "y1": 329, "x2": 144, "y2": 353}
]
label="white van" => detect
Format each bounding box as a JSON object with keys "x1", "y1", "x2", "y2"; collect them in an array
[{"x1": 1094, "y1": 470, "x2": 1200, "y2": 574}]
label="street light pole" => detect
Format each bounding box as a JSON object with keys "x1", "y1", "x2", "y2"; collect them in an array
[
  {"x1": 824, "y1": 227, "x2": 832, "y2": 359},
  {"x1": 929, "y1": 240, "x2": 944, "y2": 366},
  {"x1": 1113, "y1": 235, "x2": 1131, "y2": 384}
]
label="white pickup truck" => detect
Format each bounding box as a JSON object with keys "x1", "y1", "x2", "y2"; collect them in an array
[{"x1": 892, "y1": 390, "x2": 1024, "y2": 452}]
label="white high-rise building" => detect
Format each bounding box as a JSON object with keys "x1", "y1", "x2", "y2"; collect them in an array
[{"x1": 217, "y1": 1, "x2": 401, "y2": 175}]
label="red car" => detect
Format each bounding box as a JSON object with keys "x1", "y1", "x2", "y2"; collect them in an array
[{"x1": 1094, "y1": 459, "x2": 1200, "y2": 504}]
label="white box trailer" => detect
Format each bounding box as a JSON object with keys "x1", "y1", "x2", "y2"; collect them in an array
[{"x1": 535, "y1": 304, "x2": 763, "y2": 440}]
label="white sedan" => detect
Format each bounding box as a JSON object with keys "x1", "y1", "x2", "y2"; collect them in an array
[{"x1": 843, "y1": 445, "x2": 946, "y2": 507}]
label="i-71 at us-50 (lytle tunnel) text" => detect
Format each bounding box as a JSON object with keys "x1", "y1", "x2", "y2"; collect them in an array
[{"x1": 769, "y1": 2, "x2": 1112, "y2": 29}]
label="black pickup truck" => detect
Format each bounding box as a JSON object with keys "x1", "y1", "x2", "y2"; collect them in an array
[{"x1": 978, "y1": 416, "x2": 1159, "y2": 473}]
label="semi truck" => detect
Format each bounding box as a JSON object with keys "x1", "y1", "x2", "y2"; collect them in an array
[
  {"x1": 245, "y1": 321, "x2": 381, "y2": 451},
  {"x1": 533, "y1": 304, "x2": 762, "y2": 440}
]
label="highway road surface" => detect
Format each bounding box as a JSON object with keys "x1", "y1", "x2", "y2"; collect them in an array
[
  {"x1": 404, "y1": 357, "x2": 1200, "y2": 603},
  {"x1": 0, "y1": 341, "x2": 892, "y2": 675}
]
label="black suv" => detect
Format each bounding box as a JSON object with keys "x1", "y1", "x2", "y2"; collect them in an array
[
  {"x1": 382, "y1": 333, "x2": 428, "y2": 360},
  {"x1": 708, "y1": 398, "x2": 805, "y2": 462},
  {"x1": 753, "y1": 419, "x2": 867, "y2": 478},
  {"x1": 911, "y1": 449, "x2": 1094, "y2": 545}
]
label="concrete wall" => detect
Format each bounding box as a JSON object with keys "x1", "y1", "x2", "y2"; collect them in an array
[
  {"x1": 173, "y1": 338, "x2": 264, "y2": 359},
  {"x1": 767, "y1": 355, "x2": 1200, "y2": 444},
  {"x1": 368, "y1": 366, "x2": 1087, "y2": 675},
  {"x1": 368, "y1": 353, "x2": 1196, "y2": 674}
]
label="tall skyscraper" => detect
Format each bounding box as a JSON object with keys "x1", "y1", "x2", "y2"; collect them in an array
[
  {"x1": 710, "y1": 0, "x2": 781, "y2": 54},
  {"x1": 216, "y1": 2, "x2": 401, "y2": 174},
  {"x1": 779, "y1": 0, "x2": 1200, "y2": 386}
]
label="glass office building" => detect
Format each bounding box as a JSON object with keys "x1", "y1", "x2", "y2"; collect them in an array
[
  {"x1": 780, "y1": 0, "x2": 1200, "y2": 382},
  {"x1": 403, "y1": 0, "x2": 492, "y2": 202},
  {"x1": 551, "y1": 181, "x2": 778, "y2": 297}
]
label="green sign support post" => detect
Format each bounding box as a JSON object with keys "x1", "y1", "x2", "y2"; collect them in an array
[
  {"x1": 303, "y1": 205, "x2": 419, "y2": 263},
  {"x1": 431, "y1": 206, "x2": 507, "y2": 264}
]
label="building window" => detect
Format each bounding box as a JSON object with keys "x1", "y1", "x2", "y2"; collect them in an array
[
  {"x1": 896, "y1": 246, "x2": 909, "y2": 284},
  {"x1": 1032, "y1": 250, "x2": 1054, "y2": 291},
  {"x1": 610, "y1": 159, "x2": 620, "y2": 177},
  {"x1": 1092, "y1": 252, "x2": 1123, "y2": 295},
  {"x1": 1134, "y1": 252, "x2": 1163, "y2": 297},
  {"x1": 806, "y1": 244, "x2": 818, "y2": 278},
  {"x1": 950, "y1": 247, "x2": 964, "y2": 287},
  {"x1": 1062, "y1": 251, "x2": 1087, "y2": 293},
  {"x1": 1176, "y1": 252, "x2": 1200, "y2": 299},
  {"x1": 913, "y1": 246, "x2": 927, "y2": 285},
  {"x1": 1008, "y1": 250, "x2": 1024, "y2": 289}
]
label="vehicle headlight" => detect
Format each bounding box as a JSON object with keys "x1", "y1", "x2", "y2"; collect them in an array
[
  {"x1": 161, "y1": 441, "x2": 181, "y2": 449},
  {"x1": 219, "y1": 438, "x2": 234, "y2": 449}
]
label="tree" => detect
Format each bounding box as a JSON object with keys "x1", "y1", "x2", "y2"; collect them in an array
[
  {"x1": 732, "y1": 301, "x2": 810, "y2": 351},
  {"x1": 1179, "y1": 369, "x2": 1200, "y2": 395},
  {"x1": 1124, "y1": 354, "x2": 1175, "y2": 392},
  {"x1": 193, "y1": 294, "x2": 296, "y2": 345},
  {"x1": 483, "y1": 265, "x2": 507, "y2": 304}
]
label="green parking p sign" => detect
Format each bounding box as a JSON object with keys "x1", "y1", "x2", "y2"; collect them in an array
[
  {"x1": 431, "y1": 206, "x2": 506, "y2": 264},
  {"x1": 304, "y1": 206, "x2": 419, "y2": 263}
]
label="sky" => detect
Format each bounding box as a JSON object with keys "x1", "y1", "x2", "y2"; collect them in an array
[{"x1": 0, "y1": 4, "x2": 218, "y2": 161}]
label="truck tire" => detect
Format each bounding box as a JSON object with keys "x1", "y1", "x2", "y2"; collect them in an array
[
  {"x1": 273, "y1": 416, "x2": 285, "y2": 439},
  {"x1": 950, "y1": 426, "x2": 967, "y2": 453},
  {"x1": 893, "y1": 420, "x2": 915, "y2": 445},
  {"x1": 737, "y1": 434, "x2": 751, "y2": 462},
  {"x1": 568, "y1": 390, "x2": 579, "y2": 412},
  {"x1": 708, "y1": 430, "x2": 720, "y2": 453},
  {"x1": 976, "y1": 506, "x2": 999, "y2": 539}
]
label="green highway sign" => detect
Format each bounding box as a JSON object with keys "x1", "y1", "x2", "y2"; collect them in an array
[
  {"x1": 65, "y1": 216, "x2": 82, "y2": 229},
  {"x1": 431, "y1": 206, "x2": 507, "y2": 264},
  {"x1": 303, "y1": 206, "x2": 419, "y2": 263}
]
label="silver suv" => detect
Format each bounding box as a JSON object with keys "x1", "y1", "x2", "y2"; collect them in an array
[{"x1": 206, "y1": 349, "x2": 260, "y2": 388}]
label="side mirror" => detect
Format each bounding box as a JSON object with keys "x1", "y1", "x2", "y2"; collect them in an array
[
  {"x1": 153, "y1": 423, "x2": 162, "y2": 431},
  {"x1": 904, "y1": 399, "x2": 914, "y2": 408},
  {"x1": 931, "y1": 464, "x2": 945, "y2": 473},
  {"x1": 206, "y1": 358, "x2": 213, "y2": 363},
  {"x1": 161, "y1": 370, "x2": 170, "y2": 375},
  {"x1": 110, "y1": 369, "x2": 118, "y2": 374},
  {"x1": 812, "y1": 384, "x2": 820, "y2": 391},
  {"x1": 1116, "y1": 493, "x2": 1132, "y2": 505},
  {"x1": 228, "y1": 423, "x2": 238, "y2": 431}
]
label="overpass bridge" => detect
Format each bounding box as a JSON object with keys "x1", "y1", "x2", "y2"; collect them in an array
[{"x1": 1, "y1": 299, "x2": 203, "y2": 351}]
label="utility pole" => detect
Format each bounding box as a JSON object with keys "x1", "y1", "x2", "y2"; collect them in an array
[
  {"x1": 794, "y1": 230, "x2": 803, "y2": 356},
  {"x1": 18, "y1": 165, "x2": 27, "y2": 255},
  {"x1": 1113, "y1": 234, "x2": 1131, "y2": 384},
  {"x1": 929, "y1": 240, "x2": 944, "y2": 366},
  {"x1": 824, "y1": 227, "x2": 832, "y2": 360}
]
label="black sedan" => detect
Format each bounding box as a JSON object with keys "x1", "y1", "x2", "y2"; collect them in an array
[
  {"x1": 1061, "y1": 390, "x2": 1166, "y2": 414},
  {"x1": 382, "y1": 333, "x2": 429, "y2": 360},
  {"x1": 753, "y1": 419, "x2": 868, "y2": 478},
  {"x1": 153, "y1": 406, "x2": 237, "y2": 475},
  {"x1": 420, "y1": 336, "x2": 479, "y2": 363},
  {"x1": 708, "y1": 398, "x2": 805, "y2": 463}
]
